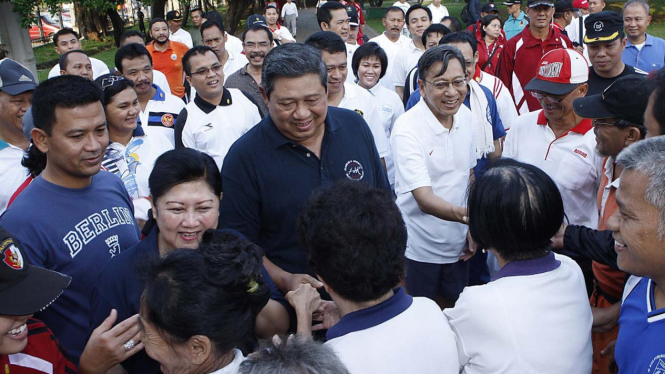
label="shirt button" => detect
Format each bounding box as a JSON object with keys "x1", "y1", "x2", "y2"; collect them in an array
[
  {"x1": 292, "y1": 144, "x2": 296, "y2": 147},
  {"x1": 307, "y1": 153, "x2": 311, "y2": 157}
]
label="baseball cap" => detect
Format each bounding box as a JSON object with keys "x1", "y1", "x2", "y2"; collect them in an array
[
  {"x1": 247, "y1": 14, "x2": 269, "y2": 29},
  {"x1": 0, "y1": 59, "x2": 37, "y2": 96},
  {"x1": 349, "y1": 14, "x2": 359, "y2": 27},
  {"x1": 166, "y1": 10, "x2": 182, "y2": 21},
  {"x1": 527, "y1": 0, "x2": 554, "y2": 8},
  {"x1": 265, "y1": 3, "x2": 278, "y2": 11},
  {"x1": 572, "y1": 0, "x2": 589, "y2": 9},
  {"x1": 555, "y1": 0, "x2": 577, "y2": 13},
  {"x1": 0, "y1": 227, "x2": 71, "y2": 316},
  {"x1": 503, "y1": 0, "x2": 522, "y2": 5},
  {"x1": 525, "y1": 49, "x2": 589, "y2": 95},
  {"x1": 584, "y1": 11, "x2": 624, "y2": 44},
  {"x1": 482, "y1": 3, "x2": 499, "y2": 13},
  {"x1": 573, "y1": 75, "x2": 650, "y2": 125}
]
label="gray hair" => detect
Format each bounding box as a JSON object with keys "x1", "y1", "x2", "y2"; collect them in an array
[
  {"x1": 261, "y1": 43, "x2": 327, "y2": 99},
  {"x1": 622, "y1": 0, "x2": 649, "y2": 15},
  {"x1": 238, "y1": 335, "x2": 350, "y2": 374},
  {"x1": 418, "y1": 45, "x2": 467, "y2": 83},
  {"x1": 616, "y1": 136, "x2": 665, "y2": 237}
]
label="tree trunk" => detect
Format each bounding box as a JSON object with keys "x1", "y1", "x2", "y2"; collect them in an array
[
  {"x1": 151, "y1": 0, "x2": 167, "y2": 19},
  {"x1": 226, "y1": 0, "x2": 253, "y2": 34},
  {"x1": 107, "y1": 8, "x2": 126, "y2": 47},
  {"x1": 74, "y1": 1, "x2": 102, "y2": 41},
  {"x1": 182, "y1": 4, "x2": 191, "y2": 27}
]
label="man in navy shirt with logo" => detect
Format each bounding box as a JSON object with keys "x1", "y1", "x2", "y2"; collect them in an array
[{"x1": 219, "y1": 43, "x2": 389, "y2": 304}]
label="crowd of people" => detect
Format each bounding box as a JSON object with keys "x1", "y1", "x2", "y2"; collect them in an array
[{"x1": 1, "y1": 0, "x2": 665, "y2": 372}]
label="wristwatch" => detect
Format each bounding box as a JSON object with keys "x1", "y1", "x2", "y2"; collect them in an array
[{"x1": 278, "y1": 35, "x2": 283, "y2": 42}]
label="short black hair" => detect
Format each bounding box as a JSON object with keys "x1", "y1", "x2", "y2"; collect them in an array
[
  {"x1": 59, "y1": 49, "x2": 88, "y2": 71},
  {"x1": 53, "y1": 28, "x2": 79, "y2": 45},
  {"x1": 351, "y1": 42, "x2": 387, "y2": 80},
  {"x1": 115, "y1": 43, "x2": 153, "y2": 73},
  {"x1": 384, "y1": 6, "x2": 406, "y2": 17},
  {"x1": 182, "y1": 45, "x2": 219, "y2": 76},
  {"x1": 298, "y1": 181, "x2": 407, "y2": 303},
  {"x1": 200, "y1": 19, "x2": 225, "y2": 37},
  {"x1": 421, "y1": 24, "x2": 451, "y2": 46},
  {"x1": 418, "y1": 44, "x2": 467, "y2": 82},
  {"x1": 649, "y1": 68, "x2": 665, "y2": 137},
  {"x1": 468, "y1": 159, "x2": 564, "y2": 262},
  {"x1": 305, "y1": 31, "x2": 347, "y2": 56},
  {"x1": 439, "y1": 31, "x2": 478, "y2": 54},
  {"x1": 149, "y1": 17, "x2": 167, "y2": 30},
  {"x1": 190, "y1": 7, "x2": 204, "y2": 16},
  {"x1": 317, "y1": 1, "x2": 347, "y2": 29},
  {"x1": 480, "y1": 15, "x2": 503, "y2": 38},
  {"x1": 241, "y1": 24, "x2": 274, "y2": 44},
  {"x1": 262, "y1": 43, "x2": 328, "y2": 99},
  {"x1": 405, "y1": 4, "x2": 432, "y2": 25},
  {"x1": 149, "y1": 148, "x2": 222, "y2": 203},
  {"x1": 119, "y1": 30, "x2": 145, "y2": 46},
  {"x1": 441, "y1": 16, "x2": 463, "y2": 32},
  {"x1": 141, "y1": 230, "x2": 269, "y2": 353},
  {"x1": 204, "y1": 11, "x2": 225, "y2": 29},
  {"x1": 32, "y1": 75, "x2": 102, "y2": 136}
]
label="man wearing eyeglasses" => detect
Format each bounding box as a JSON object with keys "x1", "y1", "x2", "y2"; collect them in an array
[
  {"x1": 174, "y1": 46, "x2": 261, "y2": 171},
  {"x1": 504, "y1": 48, "x2": 603, "y2": 231},
  {"x1": 115, "y1": 43, "x2": 185, "y2": 146},
  {"x1": 391, "y1": 45, "x2": 477, "y2": 309},
  {"x1": 225, "y1": 17, "x2": 274, "y2": 117}
]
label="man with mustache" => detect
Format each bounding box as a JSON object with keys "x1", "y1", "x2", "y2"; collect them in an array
[
  {"x1": 368, "y1": 7, "x2": 410, "y2": 91},
  {"x1": 146, "y1": 18, "x2": 190, "y2": 99},
  {"x1": 226, "y1": 17, "x2": 274, "y2": 117},
  {"x1": 116, "y1": 43, "x2": 185, "y2": 145},
  {"x1": 174, "y1": 46, "x2": 261, "y2": 171}
]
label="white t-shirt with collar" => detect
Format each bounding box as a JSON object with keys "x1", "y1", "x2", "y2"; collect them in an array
[
  {"x1": 207, "y1": 349, "x2": 245, "y2": 374},
  {"x1": 338, "y1": 82, "x2": 390, "y2": 159},
  {"x1": 346, "y1": 43, "x2": 359, "y2": 84},
  {"x1": 176, "y1": 88, "x2": 261, "y2": 171},
  {"x1": 271, "y1": 25, "x2": 296, "y2": 44},
  {"x1": 391, "y1": 40, "x2": 424, "y2": 89},
  {"x1": 226, "y1": 34, "x2": 244, "y2": 55},
  {"x1": 368, "y1": 33, "x2": 411, "y2": 91},
  {"x1": 138, "y1": 84, "x2": 186, "y2": 146},
  {"x1": 170, "y1": 28, "x2": 193, "y2": 48},
  {"x1": 428, "y1": 3, "x2": 449, "y2": 23},
  {"x1": 391, "y1": 100, "x2": 476, "y2": 263},
  {"x1": 0, "y1": 141, "x2": 28, "y2": 215},
  {"x1": 224, "y1": 50, "x2": 249, "y2": 78},
  {"x1": 503, "y1": 110, "x2": 604, "y2": 228},
  {"x1": 364, "y1": 83, "x2": 404, "y2": 186},
  {"x1": 444, "y1": 253, "x2": 593, "y2": 373},
  {"x1": 48, "y1": 57, "x2": 109, "y2": 80}
]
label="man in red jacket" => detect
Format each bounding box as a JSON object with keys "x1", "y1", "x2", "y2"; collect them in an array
[{"x1": 496, "y1": 0, "x2": 571, "y2": 114}]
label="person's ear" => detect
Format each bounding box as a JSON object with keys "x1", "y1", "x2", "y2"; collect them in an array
[
  {"x1": 149, "y1": 196, "x2": 157, "y2": 220},
  {"x1": 621, "y1": 37, "x2": 627, "y2": 50},
  {"x1": 577, "y1": 83, "x2": 588, "y2": 98},
  {"x1": 625, "y1": 127, "x2": 642, "y2": 145},
  {"x1": 473, "y1": 50, "x2": 480, "y2": 64},
  {"x1": 321, "y1": 22, "x2": 331, "y2": 31},
  {"x1": 185, "y1": 75, "x2": 192, "y2": 86},
  {"x1": 316, "y1": 275, "x2": 332, "y2": 294},
  {"x1": 260, "y1": 86, "x2": 269, "y2": 107},
  {"x1": 31, "y1": 128, "x2": 49, "y2": 154},
  {"x1": 188, "y1": 335, "x2": 212, "y2": 365}
]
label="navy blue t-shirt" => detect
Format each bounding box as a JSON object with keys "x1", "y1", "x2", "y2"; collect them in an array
[
  {"x1": 89, "y1": 228, "x2": 288, "y2": 374},
  {"x1": 0, "y1": 172, "x2": 141, "y2": 363},
  {"x1": 219, "y1": 107, "x2": 390, "y2": 277}
]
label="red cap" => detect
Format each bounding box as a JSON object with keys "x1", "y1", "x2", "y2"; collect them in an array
[
  {"x1": 572, "y1": 0, "x2": 588, "y2": 10},
  {"x1": 525, "y1": 49, "x2": 589, "y2": 95}
]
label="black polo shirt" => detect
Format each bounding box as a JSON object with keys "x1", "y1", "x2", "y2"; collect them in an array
[
  {"x1": 219, "y1": 106, "x2": 390, "y2": 277},
  {"x1": 587, "y1": 65, "x2": 647, "y2": 96}
]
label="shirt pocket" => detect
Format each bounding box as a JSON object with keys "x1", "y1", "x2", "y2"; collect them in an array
[{"x1": 556, "y1": 153, "x2": 592, "y2": 190}]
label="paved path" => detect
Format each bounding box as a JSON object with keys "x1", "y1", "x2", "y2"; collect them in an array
[{"x1": 293, "y1": 7, "x2": 379, "y2": 42}]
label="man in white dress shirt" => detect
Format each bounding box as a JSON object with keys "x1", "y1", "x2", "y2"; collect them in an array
[
  {"x1": 369, "y1": 7, "x2": 410, "y2": 91},
  {"x1": 167, "y1": 10, "x2": 193, "y2": 48},
  {"x1": 48, "y1": 28, "x2": 109, "y2": 80},
  {"x1": 392, "y1": 5, "x2": 431, "y2": 100},
  {"x1": 201, "y1": 20, "x2": 248, "y2": 78}
]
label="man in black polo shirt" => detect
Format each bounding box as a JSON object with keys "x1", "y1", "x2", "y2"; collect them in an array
[
  {"x1": 219, "y1": 43, "x2": 390, "y2": 304},
  {"x1": 585, "y1": 11, "x2": 646, "y2": 95}
]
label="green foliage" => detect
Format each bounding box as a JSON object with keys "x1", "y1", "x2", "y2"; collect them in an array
[{"x1": 0, "y1": 0, "x2": 124, "y2": 28}]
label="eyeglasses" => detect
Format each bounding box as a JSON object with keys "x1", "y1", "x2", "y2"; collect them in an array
[
  {"x1": 530, "y1": 86, "x2": 579, "y2": 103},
  {"x1": 99, "y1": 75, "x2": 126, "y2": 90},
  {"x1": 423, "y1": 78, "x2": 467, "y2": 91},
  {"x1": 592, "y1": 118, "x2": 636, "y2": 128},
  {"x1": 191, "y1": 64, "x2": 223, "y2": 77},
  {"x1": 244, "y1": 41, "x2": 270, "y2": 49}
]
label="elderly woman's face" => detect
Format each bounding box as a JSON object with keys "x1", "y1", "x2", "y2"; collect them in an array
[
  {"x1": 152, "y1": 180, "x2": 220, "y2": 254},
  {"x1": 141, "y1": 316, "x2": 194, "y2": 374}
]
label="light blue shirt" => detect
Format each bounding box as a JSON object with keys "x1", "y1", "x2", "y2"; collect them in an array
[
  {"x1": 504, "y1": 11, "x2": 528, "y2": 40},
  {"x1": 622, "y1": 34, "x2": 665, "y2": 73}
]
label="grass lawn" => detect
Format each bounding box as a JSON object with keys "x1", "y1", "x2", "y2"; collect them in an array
[{"x1": 365, "y1": 1, "x2": 665, "y2": 39}]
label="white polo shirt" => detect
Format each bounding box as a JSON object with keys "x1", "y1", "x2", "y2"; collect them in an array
[
  {"x1": 48, "y1": 57, "x2": 109, "y2": 80},
  {"x1": 175, "y1": 88, "x2": 261, "y2": 171},
  {"x1": 444, "y1": 252, "x2": 593, "y2": 373},
  {"x1": 392, "y1": 40, "x2": 424, "y2": 89},
  {"x1": 0, "y1": 141, "x2": 28, "y2": 215},
  {"x1": 226, "y1": 34, "x2": 244, "y2": 55},
  {"x1": 503, "y1": 110, "x2": 603, "y2": 228},
  {"x1": 338, "y1": 82, "x2": 390, "y2": 159},
  {"x1": 428, "y1": 3, "x2": 449, "y2": 23},
  {"x1": 391, "y1": 100, "x2": 476, "y2": 264},
  {"x1": 365, "y1": 84, "x2": 404, "y2": 186},
  {"x1": 368, "y1": 33, "x2": 411, "y2": 91},
  {"x1": 271, "y1": 25, "x2": 296, "y2": 44},
  {"x1": 224, "y1": 50, "x2": 249, "y2": 78},
  {"x1": 101, "y1": 126, "x2": 174, "y2": 221},
  {"x1": 346, "y1": 43, "x2": 359, "y2": 84},
  {"x1": 170, "y1": 28, "x2": 193, "y2": 48},
  {"x1": 138, "y1": 84, "x2": 186, "y2": 146},
  {"x1": 326, "y1": 288, "x2": 459, "y2": 374}
]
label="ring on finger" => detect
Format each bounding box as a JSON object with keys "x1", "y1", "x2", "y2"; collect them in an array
[{"x1": 124, "y1": 339, "x2": 136, "y2": 351}]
